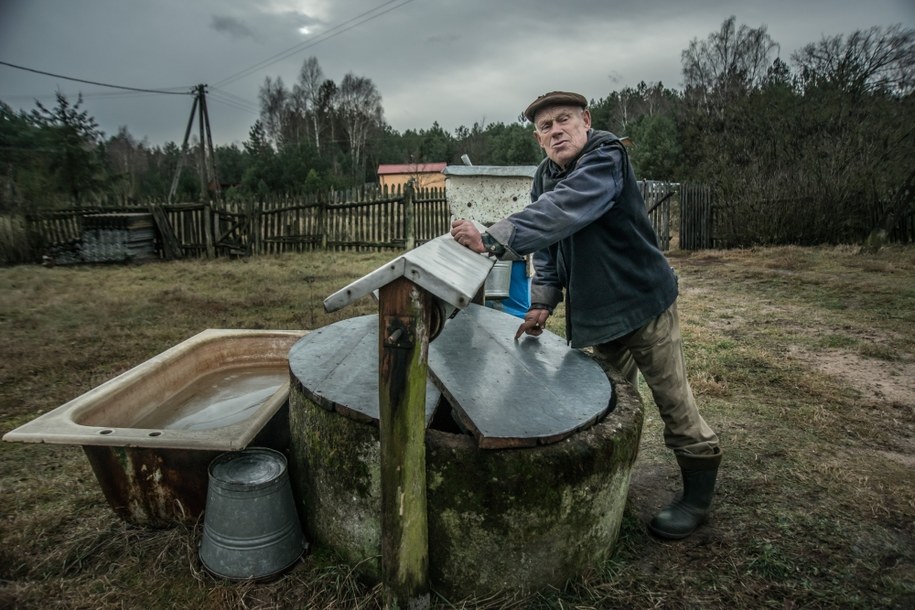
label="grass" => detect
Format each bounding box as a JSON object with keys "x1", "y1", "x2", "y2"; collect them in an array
[{"x1": 1, "y1": 244, "x2": 914, "y2": 609}]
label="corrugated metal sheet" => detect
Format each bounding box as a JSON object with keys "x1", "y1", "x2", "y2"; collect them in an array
[{"x1": 80, "y1": 213, "x2": 157, "y2": 263}]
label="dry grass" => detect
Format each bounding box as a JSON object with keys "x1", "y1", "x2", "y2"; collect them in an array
[{"x1": 1, "y1": 245, "x2": 914, "y2": 609}]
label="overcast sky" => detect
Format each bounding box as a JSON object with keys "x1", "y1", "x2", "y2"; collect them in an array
[{"x1": 1, "y1": 0, "x2": 913, "y2": 148}]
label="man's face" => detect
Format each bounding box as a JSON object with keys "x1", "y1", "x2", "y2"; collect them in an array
[{"x1": 533, "y1": 105, "x2": 591, "y2": 169}]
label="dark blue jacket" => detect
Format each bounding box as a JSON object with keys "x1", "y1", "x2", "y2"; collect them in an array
[{"x1": 486, "y1": 129, "x2": 677, "y2": 347}]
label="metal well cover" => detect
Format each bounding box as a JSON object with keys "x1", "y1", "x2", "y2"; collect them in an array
[
  {"x1": 289, "y1": 306, "x2": 613, "y2": 448},
  {"x1": 429, "y1": 304, "x2": 613, "y2": 448}
]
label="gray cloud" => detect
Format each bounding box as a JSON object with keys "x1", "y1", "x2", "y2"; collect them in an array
[
  {"x1": 0, "y1": 0, "x2": 911, "y2": 146},
  {"x1": 211, "y1": 15, "x2": 257, "y2": 40},
  {"x1": 425, "y1": 33, "x2": 460, "y2": 46}
]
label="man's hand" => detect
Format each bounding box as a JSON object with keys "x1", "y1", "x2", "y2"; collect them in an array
[
  {"x1": 515, "y1": 307, "x2": 551, "y2": 340},
  {"x1": 450, "y1": 219, "x2": 485, "y2": 253}
]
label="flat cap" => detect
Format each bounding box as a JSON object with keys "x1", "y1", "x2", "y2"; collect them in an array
[{"x1": 523, "y1": 91, "x2": 588, "y2": 123}]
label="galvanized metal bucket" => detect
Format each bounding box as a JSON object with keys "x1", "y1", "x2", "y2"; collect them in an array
[
  {"x1": 484, "y1": 260, "x2": 513, "y2": 299},
  {"x1": 199, "y1": 447, "x2": 306, "y2": 580}
]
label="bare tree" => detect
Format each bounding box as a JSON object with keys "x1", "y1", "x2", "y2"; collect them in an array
[
  {"x1": 792, "y1": 24, "x2": 915, "y2": 95},
  {"x1": 337, "y1": 73, "x2": 384, "y2": 181},
  {"x1": 258, "y1": 76, "x2": 288, "y2": 146},
  {"x1": 286, "y1": 85, "x2": 308, "y2": 148},
  {"x1": 616, "y1": 88, "x2": 636, "y2": 132},
  {"x1": 682, "y1": 16, "x2": 779, "y2": 115},
  {"x1": 295, "y1": 57, "x2": 325, "y2": 151}
]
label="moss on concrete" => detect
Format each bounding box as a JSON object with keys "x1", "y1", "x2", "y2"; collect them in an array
[
  {"x1": 288, "y1": 390, "x2": 382, "y2": 578},
  {"x1": 288, "y1": 354, "x2": 644, "y2": 596},
  {"x1": 423, "y1": 374, "x2": 643, "y2": 597}
]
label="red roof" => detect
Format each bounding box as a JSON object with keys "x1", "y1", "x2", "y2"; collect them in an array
[{"x1": 377, "y1": 162, "x2": 447, "y2": 175}]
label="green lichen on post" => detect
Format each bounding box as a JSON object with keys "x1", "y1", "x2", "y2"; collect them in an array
[
  {"x1": 394, "y1": 323, "x2": 431, "y2": 596},
  {"x1": 378, "y1": 279, "x2": 431, "y2": 609}
]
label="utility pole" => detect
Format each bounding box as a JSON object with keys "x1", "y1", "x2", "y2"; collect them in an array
[{"x1": 168, "y1": 84, "x2": 221, "y2": 203}]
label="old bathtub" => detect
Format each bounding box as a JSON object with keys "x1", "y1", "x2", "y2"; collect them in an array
[{"x1": 3, "y1": 329, "x2": 306, "y2": 526}]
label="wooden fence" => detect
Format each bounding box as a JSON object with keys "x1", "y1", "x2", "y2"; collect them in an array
[
  {"x1": 640, "y1": 181, "x2": 675, "y2": 251},
  {"x1": 25, "y1": 184, "x2": 450, "y2": 262},
  {"x1": 21, "y1": 180, "x2": 915, "y2": 262},
  {"x1": 679, "y1": 183, "x2": 715, "y2": 250},
  {"x1": 24, "y1": 181, "x2": 693, "y2": 262}
]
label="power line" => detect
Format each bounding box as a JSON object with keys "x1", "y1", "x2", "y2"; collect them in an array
[
  {"x1": 1, "y1": 0, "x2": 418, "y2": 144},
  {"x1": 212, "y1": 0, "x2": 403, "y2": 87},
  {"x1": 209, "y1": 87, "x2": 260, "y2": 112},
  {"x1": 2, "y1": 90, "x2": 183, "y2": 104},
  {"x1": 212, "y1": 0, "x2": 416, "y2": 88},
  {"x1": 207, "y1": 90, "x2": 260, "y2": 115},
  {"x1": 0, "y1": 60, "x2": 193, "y2": 95}
]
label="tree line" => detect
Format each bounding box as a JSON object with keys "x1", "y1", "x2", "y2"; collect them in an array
[{"x1": 1, "y1": 17, "x2": 912, "y2": 246}]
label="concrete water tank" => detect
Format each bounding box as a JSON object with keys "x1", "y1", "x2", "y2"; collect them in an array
[{"x1": 286, "y1": 305, "x2": 644, "y2": 597}]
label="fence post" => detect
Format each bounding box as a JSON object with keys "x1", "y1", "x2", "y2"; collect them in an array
[
  {"x1": 319, "y1": 194, "x2": 329, "y2": 250},
  {"x1": 245, "y1": 199, "x2": 256, "y2": 256},
  {"x1": 23, "y1": 214, "x2": 37, "y2": 262},
  {"x1": 404, "y1": 181, "x2": 415, "y2": 251},
  {"x1": 149, "y1": 203, "x2": 183, "y2": 260},
  {"x1": 203, "y1": 202, "x2": 215, "y2": 259}
]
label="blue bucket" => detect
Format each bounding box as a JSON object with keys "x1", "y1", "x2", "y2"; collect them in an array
[{"x1": 199, "y1": 447, "x2": 306, "y2": 580}]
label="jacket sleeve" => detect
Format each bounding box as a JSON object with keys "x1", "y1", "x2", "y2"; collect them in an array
[
  {"x1": 530, "y1": 245, "x2": 563, "y2": 310},
  {"x1": 485, "y1": 145, "x2": 624, "y2": 256}
]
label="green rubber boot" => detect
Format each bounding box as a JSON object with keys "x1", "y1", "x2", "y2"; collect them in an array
[{"x1": 648, "y1": 451, "x2": 721, "y2": 540}]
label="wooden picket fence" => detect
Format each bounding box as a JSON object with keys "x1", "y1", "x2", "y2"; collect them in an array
[
  {"x1": 679, "y1": 183, "x2": 715, "y2": 249},
  {"x1": 25, "y1": 184, "x2": 450, "y2": 263},
  {"x1": 22, "y1": 180, "x2": 718, "y2": 263}
]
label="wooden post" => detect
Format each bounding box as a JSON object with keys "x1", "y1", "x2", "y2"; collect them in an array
[
  {"x1": 404, "y1": 181, "x2": 415, "y2": 251},
  {"x1": 319, "y1": 195, "x2": 329, "y2": 250},
  {"x1": 168, "y1": 95, "x2": 198, "y2": 204},
  {"x1": 196, "y1": 85, "x2": 208, "y2": 203},
  {"x1": 199, "y1": 87, "x2": 221, "y2": 201},
  {"x1": 319, "y1": 199, "x2": 327, "y2": 250},
  {"x1": 378, "y1": 277, "x2": 431, "y2": 610},
  {"x1": 24, "y1": 214, "x2": 36, "y2": 262},
  {"x1": 203, "y1": 202, "x2": 215, "y2": 259},
  {"x1": 149, "y1": 203, "x2": 183, "y2": 260},
  {"x1": 245, "y1": 199, "x2": 256, "y2": 256}
]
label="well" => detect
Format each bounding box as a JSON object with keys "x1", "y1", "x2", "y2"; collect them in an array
[{"x1": 287, "y1": 308, "x2": 643, "y2": 597}]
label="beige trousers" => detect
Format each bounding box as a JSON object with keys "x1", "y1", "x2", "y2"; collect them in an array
[{"x1": 593, "y1": 302, "x2": 720, "y2": 457}]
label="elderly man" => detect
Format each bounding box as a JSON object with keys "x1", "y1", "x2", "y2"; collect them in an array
[{"x1": 450, "y1": 91, "x2": 722, "y2": 539}]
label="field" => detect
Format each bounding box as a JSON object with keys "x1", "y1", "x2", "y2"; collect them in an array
[{"x1": 1, "y1": 245, "x2": 913, "y2": 609}]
